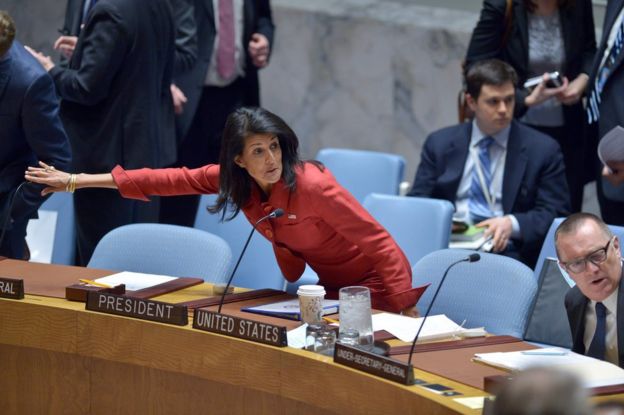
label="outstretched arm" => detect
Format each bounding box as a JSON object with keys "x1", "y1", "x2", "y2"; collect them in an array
[{"x1": 25, "y1": 161, "x2": 116, "y2": 195}]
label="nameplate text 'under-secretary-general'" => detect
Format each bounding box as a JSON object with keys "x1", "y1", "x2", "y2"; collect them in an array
[{"x1": 0, "y1": 277, "x2": 24, "y2": 299}]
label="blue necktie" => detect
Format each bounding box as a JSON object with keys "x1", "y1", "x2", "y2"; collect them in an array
[
  {"x1": 587, "y1": 302, "x2": 607, "y2": 360},
  {"x1": 587, "y1": 16, "x2": 624, "y2": 123},
  {"x1": 469, "y1": 136, "x2": 495, "y2": 223},
  {"x1": 82, "y1": 0, "x2": 98, "y2": 24}
]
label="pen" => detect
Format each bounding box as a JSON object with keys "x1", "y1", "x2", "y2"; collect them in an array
[
  {"x1": 323, "y1": 316, "x2": 339, "y2": 324},
  {"x1": 521, "y1": 350, "x2": 568, "y2": 356},
  {"x1": 79, "y1": 279, "x2": 113, "y2": 288}
]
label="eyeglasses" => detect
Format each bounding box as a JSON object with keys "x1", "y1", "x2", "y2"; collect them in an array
[{"x1": 560, "y1": 237, "x2": 614, "y2": 274}]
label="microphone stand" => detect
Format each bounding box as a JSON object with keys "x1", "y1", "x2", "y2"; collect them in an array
[
  {"x1": 217, "y1": 208, "x2": 284, "y2": 313},
  {"x1": 406, "y1": 253, "x2": 480, "y2": 371}
]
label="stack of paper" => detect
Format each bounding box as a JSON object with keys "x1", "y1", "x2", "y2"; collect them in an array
[
  {"x1": 474, "y1": 348, "x2": 624, "y2": 388},
  {"x1": 241, "y1": 298, "x2": 339, "y2": 320},
  {"x1": 371, "y1": 313, "x2": 484, "y2": 343},
  {"x1": 95, "y1": 272, "x2": 178, "y2": 291}
]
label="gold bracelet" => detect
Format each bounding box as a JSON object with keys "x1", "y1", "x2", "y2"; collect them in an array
[
  {"x1": 65, "y1": 174, "x2": 72, "y2": 192},
  {"x1": 66, "y1": 174, "x2": 77, "y2": 193}
]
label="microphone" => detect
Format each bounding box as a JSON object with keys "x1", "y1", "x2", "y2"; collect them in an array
[
  {"x1": 216, "y1": 208, "x2": 284, "y2": 313},
  {"x1": 406, "y1": 253, "x2": 480, "y2": 373}
]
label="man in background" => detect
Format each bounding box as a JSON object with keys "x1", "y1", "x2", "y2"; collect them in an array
[
  {"x1": 27, "y1": 0, "x2": 176, "y2": 265},
  {"x1": 587, "y1": 0, "x2": 624, "y2": 224},
  {"x1": 159, "y1": 0, "x2": 275, "y2": 227},
  {"x1": 555, "y1": 213, "x2": 624, "y2": 367},
  {"x1": 409, "y1": 59, "x2": 569, "y2": 267},
  {"x1": 0, "y1": 11, "x2": 71, "y2": 259}
]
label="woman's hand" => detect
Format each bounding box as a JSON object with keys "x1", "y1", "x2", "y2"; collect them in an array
[
  {"x1": 524, "y1": 73, "x2": 569, "y2": 107},
  {"x1": 25, "y1": 161, "x2": 71, "y2": 195},
  {"x1": 557, "y1": 74, "x2": 589, "y2": 106},
  {"x1": 401, "y1": 305, "x2": 420, "y2": 318}
]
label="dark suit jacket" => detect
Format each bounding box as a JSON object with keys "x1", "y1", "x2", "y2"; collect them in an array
[
  {"x1": 174, "y1": 0, "x2": 275, "y2": 138},
  {"x1": 0, "y1": 41, "x2": 71, "y2": 224},
  {"x1": 50, "y1": 0, "x2": 176, "y2": 172},
  {"x1": 465, "y1": 0, "x2": 596, "y2": 118},
  {"x1": 589, "y1": 0, "x2": 624, "y2": 139},
  {"x1": 565, "y1": 271, "x2": 624, "y2": 367},
  {"x1": 408, "y1": 120, "x2": 570, "y2": 265},
  {"x1": 61, "y1": 0, "x2": 198, "y2": 76}
]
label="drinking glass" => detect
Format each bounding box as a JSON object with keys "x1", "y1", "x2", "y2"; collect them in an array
[{"x1": 339, "y1": 286, "x2": 374, "y2": 351}]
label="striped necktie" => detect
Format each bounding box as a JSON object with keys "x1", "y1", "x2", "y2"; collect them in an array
[
  {"x1": 217, "y1": 0, "x2": 236, "y2": 79},
  {"x1": 587, "y1": 302, "x2": 607, "y2": 361},
  {"x1": 587, "y1": 16, "x2": 624, "y2": 123},
  {"x1": 469, "y1": 136, "x2": 495, "y2": 223}
]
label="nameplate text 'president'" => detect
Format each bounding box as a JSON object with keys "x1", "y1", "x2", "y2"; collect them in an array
[
  {"x1": 86, "y1": 291, "x2": 188, "y2": 326},
  {"x1": 0, "y1": 277, "x2": 24, "y2": 299},
  {"x1": 334, "y1": 343, "x2": 414, "y2": 385},
  {"x1": 193, "y1": 309, "x2": 288, "y2": 347}
]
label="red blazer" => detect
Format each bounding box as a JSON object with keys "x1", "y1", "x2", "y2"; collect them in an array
[{"x1": 112, "y1": 162, "x2": 422, "y2": 312}]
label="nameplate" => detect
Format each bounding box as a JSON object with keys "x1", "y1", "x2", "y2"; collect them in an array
[
  {"x1": 193, "y1": 309, "x2": 288, "y2": 347},
  {"x1": 86, "y1": 291, "x2": 188, "y2": 326},
  {"x1": 334, "y1": 343, "x2": 414, "y2": 385},
  {"x1": 0, "y1": 277, "x2": 24, "y2": 300}
]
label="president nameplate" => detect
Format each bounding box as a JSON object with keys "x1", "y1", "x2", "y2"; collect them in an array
[
  {"x1": 0, "y1": 277, "x2": 24, "y2": 300},
  {"x1": 86, "y1": 291, "x2": 188, "y2": 326},
  {"x1": 334, "y1": 343, "x2": 414, "y2": 385},
  {"x1": 193, "y1": 309, "x2": 288, "y2": 347}
]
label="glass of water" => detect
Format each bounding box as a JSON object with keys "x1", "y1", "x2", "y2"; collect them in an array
[{"x1": 339, "y1": 286, "x2": 374, "y2": 351}]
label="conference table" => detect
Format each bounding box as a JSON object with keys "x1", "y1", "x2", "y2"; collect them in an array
[{"x1": 0, "y1": 260, "x2": 618, "y2": 414}]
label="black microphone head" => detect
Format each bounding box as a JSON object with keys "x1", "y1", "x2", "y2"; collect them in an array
[
  {"x1": 468, "y1": 253, "x2": 481, "y2": 263},
  {"x1": 271, "y1": 208, "x2": 285, "y2": 218}
]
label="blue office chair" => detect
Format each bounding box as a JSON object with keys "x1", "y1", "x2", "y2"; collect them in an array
[
  {"x1": 194, "y1": 195, "x2": 286, "y2": 290},
  {"x1": 363, "y1": 194, "x2": 453, "y2": 268},
  {"x1": 88, "y1": 223, "x2": 232, "y2": 284},
  {"x1": 315, "y1": 148, "x2": 405, "y2": 203},
  {"x1": 34, "y1": 192, "x2": 76, "y2": 265},
  {"x1": 412, "y1": 249, "x2": 537, "y2": 338}
]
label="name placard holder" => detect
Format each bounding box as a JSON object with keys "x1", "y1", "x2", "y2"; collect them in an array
[
  {"x1": 334, "y1": 343, "x2": 414, "y2": 385},
  {"x1": 86, "y1": 291, "x2": 188, "y2": 326},
  {"x1": 193, "y1": 309, "x2": 288, "y2": 347},
  {"x1": 0, "y1": 277, "x2": 24, "y2": 300}
]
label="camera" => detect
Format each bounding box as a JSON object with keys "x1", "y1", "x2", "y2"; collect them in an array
[{"x1": 523, "y1": 71, "x2": 564, "y2": 90}]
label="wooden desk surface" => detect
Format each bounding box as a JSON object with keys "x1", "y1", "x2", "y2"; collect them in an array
[
  {"x1": 7, "y1": 261, "x2": 618, "y2": 414},
  {"x1": 0, "y1": 261, "x2": 493, "y2": 414}
]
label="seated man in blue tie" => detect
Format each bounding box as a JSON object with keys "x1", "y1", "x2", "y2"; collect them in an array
[
  {"x1": 408, "y1": 59, "x2": 569, "y2": 267},
  {"x1": 555, "y1": 213, "x2": 623, "y2": 367}
]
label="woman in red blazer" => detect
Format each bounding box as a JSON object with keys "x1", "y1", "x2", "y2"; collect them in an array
[{"x1": 26, "y1": 107, "x2": 422, "y2": 315}]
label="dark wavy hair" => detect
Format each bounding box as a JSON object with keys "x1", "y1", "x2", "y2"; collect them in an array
[{"x1": 209, "y1": 107, "x2": 319, "y2": 220}]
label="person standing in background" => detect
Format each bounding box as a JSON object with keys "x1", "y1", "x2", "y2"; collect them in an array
[
  {"x1": 465, "y1": 0, "x2": 597, "y2": 213},
  {"x1": 26, "y1": 0, "x2": 176, "y2": 265},
  {"x1": 159, "y1": 0, "x2": 275, "y2": 227},
  {"x1": 587, "y1": 0, "x2": 624, "y2": 225},
  {"x1": 0, "y1": 11, "x2": 71, "y2": 259}
]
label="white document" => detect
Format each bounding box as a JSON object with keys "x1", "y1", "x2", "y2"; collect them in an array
[
  {"x1": 95, "y1": 272, "x2": 178, "y2": 291},
  {"x1": 371, "y1": 313, "x2": 476, "y2": 343},
  {"x1": 598, "y1": 125, "x2": 624, "y2": 165},
  {"x1": 26, "y1": 210, "x2": 57, "y2": 264},
  {"x1": 287, "y1": 323, "x2": 308, "y2": 349},
  {"x1": 474, "y1": 347, "x2": 624, "y2": 389}
]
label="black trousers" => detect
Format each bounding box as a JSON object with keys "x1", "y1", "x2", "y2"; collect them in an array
[
  {"x1": 74, "y1": 188, "x2": 159, "y2": 266},
  {"x1": 159, "y1": 78, "x2": 246, "y2": 227},
  {"x1": 0, "y1": 217, "x2": 29, "y2": 259}
]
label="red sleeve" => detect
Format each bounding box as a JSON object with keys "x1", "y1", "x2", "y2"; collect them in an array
[
  {"x1": 307, "y1": 169, "x2": 421, "y2": 312},
  {"x1": 272, "y1": 244, "x2": 306, "y2": 282},
  {"x1": 111, "y1": 164, "x2": 220, "y2": 201}
]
